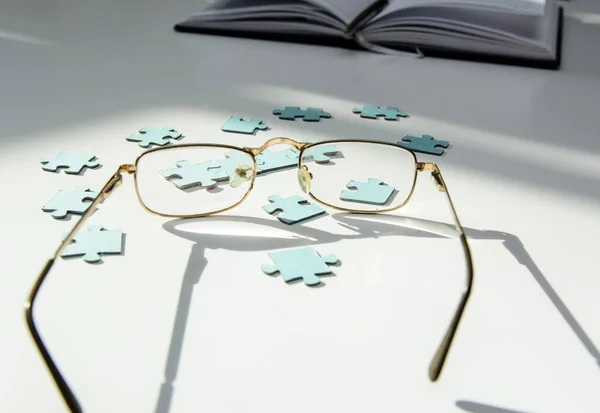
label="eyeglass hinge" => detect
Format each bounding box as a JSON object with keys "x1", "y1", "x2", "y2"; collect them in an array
[
  {"x1": 417, "y1": 162, "x2": 435, "y2": 171},
  {"x1": 417, "y1": 162, "x2": 446, "y2": 192},
  {"x1": 118, "y1": 164, "x2": 136, "y2": 174}
]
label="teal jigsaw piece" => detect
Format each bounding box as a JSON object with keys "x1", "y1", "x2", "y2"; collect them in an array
[
  {"x1": 126, "y1": 127, "x2": 182, "y2": 148},
  {"x1": 162, "y1": 152, "x2": 256, "y2": 190},
  {"x1": 352, "y1": 105, "x2": 408, "y2": 121},
  {"x1": 40, "y1": 152, "x2": 100, "y2": 174},
  {"x1": 221, "y1": 116, "x2": 268, "y2": 134},
  {"x1": 256, "y1": 148, "x2": 299, "y2": 173},
  {"x1": 397, "y1": 134, "x2": 449, "y2": 156},
  {"x1": 159, "y1": 160, "x2": 222, "y2": 189},
  {"x1": 262, "y1": 247, "x2": 339, "y2": 286},
  {"x1": 272, "y1": 107, "x2": 331, "y2": 121},
  {"x1": 262, "y1": 194, "x2": 325, "y2": 225},
  {"x1": 301, "y1": 143, "x2": 339, "y2": 164},
  {"x1": 340, "y1": 178, "x2": 395, "y2": 205},
  {"x1": 42, "y1": 186, "x2": 99, "y2": 219},
  {"x1": 61, "y1": 225, "x2": 123, "y2": 263}
]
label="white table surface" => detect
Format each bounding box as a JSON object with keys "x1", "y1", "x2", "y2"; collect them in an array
[{"x1": 1, "y1": 1, "x2": 600, "y2": 412}]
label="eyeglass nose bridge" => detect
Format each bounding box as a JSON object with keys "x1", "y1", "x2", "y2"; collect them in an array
[{"x1": 243, "y1": 137, "x2": 310, "y2": 156}]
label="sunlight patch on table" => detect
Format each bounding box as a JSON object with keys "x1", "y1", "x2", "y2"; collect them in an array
[{"x1": 241, "y1": 84, "x2": 600, "y2": 181}]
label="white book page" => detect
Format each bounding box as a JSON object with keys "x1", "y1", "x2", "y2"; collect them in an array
[
  {"x1": 306, "y1": 0, "x2": 379, "y2": 24},
  {"x1": 193, "y1": 0, "x2": 319, "y2": 17},
  {"x1": 361, "y1": 0, "x2": 558, "y2": 59},
  {"x1": 183, "y1": 0, "x2": 347, "y2": 31},
  {"x1": 193, "y1": 0, "x2": 378, "y2": 25},
  {"x1": 376, "y1": 0, "x2": 546, "y2": 19},
  {"x1": 366, "y1": 0, "x2": 551, "y2": 43}
]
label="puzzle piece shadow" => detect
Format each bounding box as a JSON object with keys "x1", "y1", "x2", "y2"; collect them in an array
[
  {"x1": 60, "y1": 232, "x2": 126, "y2": 264},
  {"x1": 265, "y1": 253, "x2": 342, "y2": 288},
  {"x1": 265, "y1": 207, "x2": 327, "y2": 226},
  {"x1": 236, "y1": 126, "x2": 270, "y2": 136},
  {"x1": 51, "y1": 206, "x2": 98, "y2": 222},
  {"x1": 156, "y1": 214, "x2": 599, "y2": 413},
  {"x1": 180, "y1": 183, "x2": 225, "y2": 194},
  {"x1": 456, "y1": 400, "x2": 531, "y2": 413},
  {"x1": 341, "y1": 188, "x2": 400, "y2": 208},
  {"x1": 386, "y1": 190, "x2": 399, "y2": 207},
  {"x1": 45, "y1": 163, "x2": 103, "y2": 176}
]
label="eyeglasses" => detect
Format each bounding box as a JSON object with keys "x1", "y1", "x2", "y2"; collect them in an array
[{"x1": 25, "y1": 138, "x2": 473, "y2": 412}]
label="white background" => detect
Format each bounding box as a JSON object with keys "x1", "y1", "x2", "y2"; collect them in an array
[{"x1": 1, "y1": 1, "x2": 600, "y2": 412}]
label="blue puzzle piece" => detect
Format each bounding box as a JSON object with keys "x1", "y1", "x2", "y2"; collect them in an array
[
  {"x1": 397, "y1": 134, "x2": 449, "y2": 156},
  {"x1": 159, "y1": 160, "x2": 223, "y2": 189},
  {"x1": 40, "y1": 152, "x2": 100, "y2": 174},
  {"x1": 340, "y1": 178, "x2": 395, "y2": 205},
  {"x1": 256, "y1": 148, "x2": 299, "y2": 173},
  {"x1": 262, "y1": 247, "x2": 339, "y2": 286},
  {"x1": 42, "y1": 186, "x2": 99, "y2": 219},
  {"x1": 272, "y1": 107, "x2": 331, "y2": 121},
  {"x1": 352, "y1": 105, "x2": 408, "y2": 121},
  {"x1": 126, "y1": 127, "x2": 182, "y2": 148},
  {"x1": 221, "y1": 116, "x2": 269, "y2": 134},
  {"x1": 61, "y1": 225, "x2": 123, "y2": 263},
  {"x1": 262, "y1": 194, "x2": 325, "y2": 225},
  {"x1": 301, "y1": 143, "x2": 339, "y2": 164}
]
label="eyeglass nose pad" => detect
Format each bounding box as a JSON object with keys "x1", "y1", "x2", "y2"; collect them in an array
[
  {"x1": 297, "y1": 165, "x2": 312, "y2": 194},
  {"x1": 431, "y1": 171, "x2": 446, "y2": 193},
  {"x1": 229, "y1": 163, "x2": 254, "y2": 188}
]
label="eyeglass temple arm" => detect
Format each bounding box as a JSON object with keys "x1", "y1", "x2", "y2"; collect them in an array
[
  {"x1": 24, "y1": 165, "x2": 131, "y2": 413},
  {"x1": 417, "y1": 162, "x2": 474, "y2": 382}
]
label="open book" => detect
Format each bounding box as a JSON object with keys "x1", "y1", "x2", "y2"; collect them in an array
[{"x1": 174, "y1": 0, "x2": 563, "y2": 69}]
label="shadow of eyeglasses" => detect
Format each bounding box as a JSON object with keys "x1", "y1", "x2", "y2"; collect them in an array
[
  {"x1": 155, "y1": 212, "x2": 600, "y2": 413},
  {"x1": 155, "y1": 213, "x2": 453, "y2": 413},
  {"x1": 161, "y1": 213, "x2": 448, "y2": 246}
]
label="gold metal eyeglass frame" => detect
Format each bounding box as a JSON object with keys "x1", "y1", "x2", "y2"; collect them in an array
[{"x1": 25, "y1": 138, "x2": 473, "y2": 413}]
